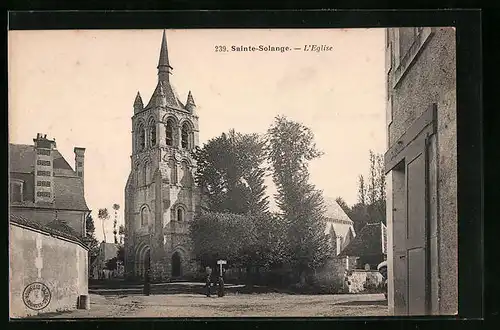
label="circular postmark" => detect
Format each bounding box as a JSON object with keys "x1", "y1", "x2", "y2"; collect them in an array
[{"x1": 22, "y1": 282, "x2": 51, "y2": 310}]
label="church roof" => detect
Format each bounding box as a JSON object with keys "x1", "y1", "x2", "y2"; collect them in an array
[
  {"x1": 145, "y1": 80, "x2": 185, "y2": 110},
  {"x1": 9, "y1": 143, "x2": 89, "y2": 211},
  {"x1": 324, "y1": 198, "x2": 354, "y2": 224}
]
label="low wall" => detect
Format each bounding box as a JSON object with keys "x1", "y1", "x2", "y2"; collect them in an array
[
  {"x1": 346, "y1": 270, "x2": 384, "y2": 294},
  {"x1": 9, "y1": 222, "x2": 89, "y2": 318}
]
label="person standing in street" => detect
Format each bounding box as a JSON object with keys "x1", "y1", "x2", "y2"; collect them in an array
[
  {"x1": 143, "y1": 269, "x2": 151, "y2": 296},
  {"x1": 205, "y1": 266, "x2": 212, "y2": 297},
  {"x1": 217, "y1": 275, "x2": 225, "y2": 297}
]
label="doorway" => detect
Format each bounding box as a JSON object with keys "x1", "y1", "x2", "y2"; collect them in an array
[{"x1": 172, "y1": 252, "x2": 182, "y2": 278}]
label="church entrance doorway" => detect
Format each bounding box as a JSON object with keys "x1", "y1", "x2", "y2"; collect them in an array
[
  {"x1": 144, "y1": 249, "x2": 151, "y2": 279},
  {"x1": 172, "y1": 252, "x2": 181, "y2": 278}
]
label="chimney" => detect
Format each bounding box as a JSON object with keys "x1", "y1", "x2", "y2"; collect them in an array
[
  {"x1": 74, "y1": 147, "x2": 86, "y2": 184},
  {"x1": 33, "y1": 133, "x2": 56, "y2": 204}
]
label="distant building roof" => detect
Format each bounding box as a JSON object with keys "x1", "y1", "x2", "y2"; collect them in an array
[
  {"x1": 339, "y1": 222, "x2": 386, "y2": 257},
  {"x1": 324, "y1": 198, "x2": 354, "y2": 225},
  {"x1": 9, "y1": 143, "x2": 89, "y2": 211}
]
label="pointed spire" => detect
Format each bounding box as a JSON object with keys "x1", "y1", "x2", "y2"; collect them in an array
[
  {"x1": 185, "y1": 90, "x2": 196, "y2": 112},
  {"x1": 158, "y1": 30, "x2": 173, "y2": 82},
  {"x1": 134, "y1": 91, "x2": 143, "y2": 113}
]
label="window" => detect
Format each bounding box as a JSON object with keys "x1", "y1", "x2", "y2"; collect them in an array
[
  {"x1": 37, "y1": 160, "x2": 51, "y2": 166},
  {"x1": 138, "y1": 124, "x2": 146, "y2": 151},
  {"x1": 37, "y1": 191, "x2": 51, "y2": 198},
  {"x1": 37, "y1": 170, "x2": 51, "y2": 176},
  {"x1": 181, "y1": 123, "x2": 190, "y2": 149},
  {"x1": 166, "y1": 120, "x2": 174, "y2": 146},
  {"x1": 141, "y1": 207, "x2": 149, "y2": 226},
  {"x1": 149, "y1": 121, "x2": 157, "y2": 147},
  {"x1": 177, "y1": 208, "x2": 184, "y2": 222},
  {"x1": 37, "y1": 149, "x2": 51, "y2": 156},
  {"x1": 77, "y1": 162, "x2": 83, "y2": 167},
  {"x1": 78, "y1": 172, "x2": 83, "y2": 177},
  {"x1": 37, "y1": 181, "x2": 51, "y2": 187},
  {"x1": 10, "y1": 181, "x2": 23, "y2": 203}
]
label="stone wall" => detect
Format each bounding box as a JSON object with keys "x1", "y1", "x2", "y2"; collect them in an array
[
  {"x1": 9, "y1": 222, "x2": 89, "y2": 318},
  {"x1": 345, "y1": 270, "x2": 384, "y2": 294},
  {"x1": 386, "y1": 27, "x2": 457, "y2": 315}
]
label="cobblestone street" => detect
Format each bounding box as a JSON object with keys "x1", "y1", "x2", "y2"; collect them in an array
[{"x1": 33, "y1": 293, "x2": 388, "y2": 318}]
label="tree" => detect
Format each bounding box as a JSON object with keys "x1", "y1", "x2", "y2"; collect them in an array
[
  {"x1": 117, "y1": 245, "x2": 125, "y2": 263},
  {"x1": 118, "y1": 224, "x2": 125, "y2": 245},
  {"x1": 105, "y1": 257, "x2": 118, "y2": 271},
  {"x1": 266, "y1": 116, "x2": 332, "y2": 283},
  {"x1": 193, "y1": 130, "x2": 269, "y2": 215},
  {"x1": 112, "y1": 204, "x2": 120, "y2": 244},
  {"x1": 85, "y1": 214, "x2": 100, "y2": 257},
  {"x1": 86, "y1": 213, "x2": 96, "y2": 235},
  {"x1": 335, "y1": 197, "x2": 351, "y2": 215},
  {"x1": 345, "y1": 150, "x2": 387, "y2": 232},
  {"x1": 368, "y1": 150, "x2": 377, "y2": 205},
  {"x1": 358, "y1": 175, "x2": 366, "y2": 205},
  {"x1": 98, "y1": 208, "x2": 110, "y2": 243}
]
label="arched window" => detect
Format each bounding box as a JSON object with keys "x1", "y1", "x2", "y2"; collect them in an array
[
  {"x1": 177, "y1": 208, "x2": 184, "y2": 222},
  {"x1": 140, "y1": 206, "x2": 149, "y2": 226},
  {"x1": 149, "y1": 120, "x2": 156, "y2": 147},
  {"x1": 166, "y1": 120, "x2": 174, "y2": 146},
  {"x1": 181, "y1": 123, "x2": 190, "y2": 149},
  {"x1": 137, "y1": 124, "x2": 146, "y2": 151}
]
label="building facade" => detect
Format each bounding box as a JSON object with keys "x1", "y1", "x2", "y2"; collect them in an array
[
  {"x1": 9, "y1": 134, "x2": 90, "y2": 236},
  {"x1": 384, "y1": 27, "x2": 457, "y2": 315},
  {"x1": 323, "y1": 198, "x2": 356, "y2": 256},
  {"x1": 124, "y1": 31, "x2": 201, "y2": 281}
]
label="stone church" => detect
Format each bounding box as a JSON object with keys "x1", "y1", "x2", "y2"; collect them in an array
[{"x1": 124, "y1": 31, "x2": 201, "y2": 281}]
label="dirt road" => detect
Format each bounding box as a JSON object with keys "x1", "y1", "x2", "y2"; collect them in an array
[{"x1": 33, "y1": 293, "x2": 388, "y2": 318}]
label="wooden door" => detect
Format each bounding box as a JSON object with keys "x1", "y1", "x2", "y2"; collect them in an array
[{"x1": 392, "y1": 137, "x2": 430, "y2": 315}]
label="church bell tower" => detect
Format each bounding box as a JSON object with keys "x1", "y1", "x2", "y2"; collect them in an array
[{"x1": 124, "y1": 30, "x2": 201, "y2": 281}]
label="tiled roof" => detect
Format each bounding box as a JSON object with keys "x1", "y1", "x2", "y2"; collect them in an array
[
  {"x1": 324, "y1": 198, "x2": 354, "y2": 224},
  {"x1": 46, "y1": 219, "x2": 81, "y2": 237},
  {"x1": 9, "y1": 143, "x2": 89, "y2": 211},
  {"x1": 10, "y1": 213, "x2": 85, "y2": 244},
  {"x1": 339, "y1": 222, "x2": 384, "y2": 257}
]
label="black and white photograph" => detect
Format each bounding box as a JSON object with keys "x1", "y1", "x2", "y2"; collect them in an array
[{"x1": 8, "y1": 26, "x2": 458, "y2": 318}]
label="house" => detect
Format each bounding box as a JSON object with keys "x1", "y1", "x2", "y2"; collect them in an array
[
  {"x1": 385, "y1": 27, "x2": 457, "y2": 315},
  {"x1": 9, "y1": 133, "x2": 90, "y2": 236},
  {"x1": 9, "y1": 134, "x2": 90, "y2": 316},
  {"x1": 323, "y1": 198, "x2": 356, "y2": 256}
]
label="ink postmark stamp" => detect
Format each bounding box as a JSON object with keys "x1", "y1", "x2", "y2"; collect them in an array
[{"x1": 22, "y1": 282, "x2": 51, "y2": 310}]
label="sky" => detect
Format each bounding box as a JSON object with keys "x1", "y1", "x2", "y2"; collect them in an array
[{"x1": 9, "y1": 29, "x2": 386, "y2": 243}]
